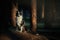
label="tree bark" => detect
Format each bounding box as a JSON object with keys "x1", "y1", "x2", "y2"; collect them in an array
[
  {"x1": 31, "y1": 0, "x2": 37, "y2": 33},
  {"x1": 42, "y1": 0, "x2": 44, "y2": 19},
  {"x1": 11, "y1": 4, "x2": 18, "y2": 27}
]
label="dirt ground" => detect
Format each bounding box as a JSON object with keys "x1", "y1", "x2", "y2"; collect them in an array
[
  {"x1": 13, "y1": 31, "x2": 48, "y2": 40},
  {"x1": 0, "y1": 31, "x2": 48, "y2": 40}
]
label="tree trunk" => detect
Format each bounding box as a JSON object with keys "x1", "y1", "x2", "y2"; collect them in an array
[
  {"x1": 31, "y1": 0, "x2": 37, "y2": 33},
  {"x1": 11, "y1": 4, "x2": 18, "y2": 27},
  {"x1": 42, "y1": 0, "x2": 44, "y2": 19}
]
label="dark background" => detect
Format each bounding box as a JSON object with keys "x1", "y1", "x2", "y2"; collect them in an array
[{"x1": 18, "y1": 0, "x2": 60, "y2": 40}]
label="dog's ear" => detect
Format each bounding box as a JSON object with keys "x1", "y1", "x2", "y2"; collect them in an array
[{"x1": 16, "y1": 11, "x2": 20, "y2": 17}]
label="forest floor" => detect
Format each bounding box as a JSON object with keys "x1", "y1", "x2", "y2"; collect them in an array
[{"x1": 13, "y1": 31, "x2": 48, "y2": 40}]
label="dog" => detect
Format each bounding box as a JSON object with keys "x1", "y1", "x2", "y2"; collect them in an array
[
  {"x1": 8, "y1": 10, "x2": 26, "y2": 32},
  {"x1": 16, "y1": 10, "x2": 25, "y2": 32}
]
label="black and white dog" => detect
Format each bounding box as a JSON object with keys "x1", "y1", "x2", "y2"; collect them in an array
[
  {"x1": 9, "y1": 10, "x2": 26, "y2": 32},
  {"x1": 16, "y1": 10, "x2": 25, "y2": 32}
]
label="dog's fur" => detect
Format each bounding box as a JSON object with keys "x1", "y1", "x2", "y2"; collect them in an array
[{"x1": 16, "y1": 10, "x2": 25, "y2": 32}]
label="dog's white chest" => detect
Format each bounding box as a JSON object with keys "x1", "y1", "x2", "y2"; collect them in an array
[
  {"x1": 16, "y1": 15, "x2": 23, "y2": 27},
  {"x1": 16, "y1": 10, "x2": 24, "y2": 32}
]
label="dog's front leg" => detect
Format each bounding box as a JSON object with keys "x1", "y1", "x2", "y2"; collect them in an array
[{"x1": 20, "y1": 26, "x2": 23, "y2": 32}]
